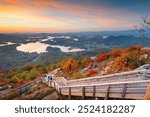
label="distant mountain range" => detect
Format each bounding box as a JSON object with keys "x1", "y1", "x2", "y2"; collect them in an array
[
  {"x1": 0, "y1": 30, "x2": 150, "y2": 70},
  {"x1": 65, "y1": 29, "x2": 150, "y2": 37}
]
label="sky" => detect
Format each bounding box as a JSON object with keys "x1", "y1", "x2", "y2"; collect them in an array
[{"x1": 0, "y1": 0, "x2": 150, "y2": 33}]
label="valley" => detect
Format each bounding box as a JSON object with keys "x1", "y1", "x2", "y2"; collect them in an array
[{"x1": 0, "y1": 31, "x2": 150, "y2": 70}]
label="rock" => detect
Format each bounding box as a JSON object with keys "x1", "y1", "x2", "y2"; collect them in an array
[{"x1": 136, "y1": 64, "x2": 150, "y2": 70}]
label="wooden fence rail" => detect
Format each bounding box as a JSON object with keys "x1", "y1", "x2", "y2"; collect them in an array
[
  {"x1": 0, "y1": 78, "x2": 42, "y2": 99},
  {"x1": 52, "y1": 80, "x2": 150, "y2": 100},
  {"x1": 66, "y1": 70, "x2": 150, "y2": 86}
]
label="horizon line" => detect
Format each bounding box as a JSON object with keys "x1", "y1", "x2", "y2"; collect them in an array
[{"x1": 0, "y1": 29, "x2": 135, "y2": 34}]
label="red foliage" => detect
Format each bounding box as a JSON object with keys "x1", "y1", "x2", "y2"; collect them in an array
[
  {"x1": 95, "y1": 58, "x2": 100, "y2": 63},
  {"x1": 96, "y1": 53, "x2": 107, "y2": 62},
  {"x1": 0, "y1": 79, "x2": 8, "y2": 84},
  {"x1": 109, "y1": 49, "x2": 120, "y2": 58},
  {"x1": 86, "y1": 69, "x2": 97, "y2": 76}
]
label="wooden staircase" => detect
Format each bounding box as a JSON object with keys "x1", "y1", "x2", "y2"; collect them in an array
[{"x1": 49, "y1": 70, "x2": 150, "y2": 100}]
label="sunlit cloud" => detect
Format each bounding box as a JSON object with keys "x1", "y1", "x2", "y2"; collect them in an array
[{"x1": 0, "y1": 0, "x2": 148, "y2": 32}]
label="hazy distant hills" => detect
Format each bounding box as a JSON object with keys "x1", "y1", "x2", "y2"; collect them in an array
[
  {"x1": 68, "y1": 29, "x2": 150, "y2": 37},
  {"x1": 100, "y1": 35, "x2": 150, "y2": 47},
  {"x1": 0, "y1": 30, "x2": 150, "y2": 70}
]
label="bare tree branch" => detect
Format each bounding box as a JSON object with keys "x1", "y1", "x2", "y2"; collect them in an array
[
  {"x1": 142, "y1": 16, "x2": 150, "y2": 25},
  {"x1": 134, "y1": 13, "x2": 150, "y2": 39}
]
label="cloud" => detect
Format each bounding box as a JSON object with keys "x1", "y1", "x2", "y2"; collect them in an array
[{"x1": 0, "y1": 0, "x2": 142, "y2": 32}]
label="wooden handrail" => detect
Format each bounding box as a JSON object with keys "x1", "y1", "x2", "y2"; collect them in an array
[
  {"x1": 57, "y1": 80, "x2": 150, "y2": 100},
  {"x1": 65, "y1": 70, "x2": 150, "y2": 83},
  {"x1": 0, "y1": 78, "x2": 42, "y2": 97},
  {"x1": 59, "y1": 80, "x2": 150, "y2": 88}
]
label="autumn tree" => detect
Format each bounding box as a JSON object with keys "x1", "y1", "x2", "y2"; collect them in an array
[
  {"x1": 109, "y1": 48, "x2": 121, "y2": 58},
  {"x1": 62, "y1": 58, "x2": 79, "y2": 73},
  {"x1": 82, "y1": 58, "x2": 93, "y2": 67},
  {"x1": 38, "y1": 67, "x2": 47, "y2": 74},
  {"x1": 112, "y1": 56, "x2": 127, "y2": 72},
  {"x1": 26, "y1": 69, "x2": 39, "y2": 80},
  {"x1": 99, "y1": 53, "x2": 107, "y2": 61}
]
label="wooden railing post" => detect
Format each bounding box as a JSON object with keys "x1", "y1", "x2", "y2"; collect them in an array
[
  {"x1": 82, "y1": 86, "x2": 85, "y2": 100},
  {"x1": 48, "y1": 81, "x2": 52, "y2": 87},
  {"x1": 105, "y1": 85, "x2": 110, "y2": 100},
  {"x1": 93, "y1": 86, "x2": 96, "y2": 99},
  {"x1": 53, "y1": 81, "x2": 55, "y2": 89},
  {"x1": 69, "y1": 87, "x2": 71, "y2": 100},
  {"x1": 59, "y1": 88, "x2": 61, "y2": 95},
  {"x1": 144, "y1": 82, "x2": 150, "y2": 100},
  {"x1": 122, "y1": 84, "x2": 127, "y2": 99},
  {"x1": 50, "y1": 81, "x2": 52, "y2": 87}
]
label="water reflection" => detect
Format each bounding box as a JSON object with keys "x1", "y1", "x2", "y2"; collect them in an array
[{"x1": 16, "y1": 42, "x2": 85, "y2": 54}]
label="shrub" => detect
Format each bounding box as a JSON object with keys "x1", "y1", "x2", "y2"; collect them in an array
[
  {"x1": 127, "y1": 59, "x2": 146, "y2": 69},
  {"x1": 9, "y1": 76, "x2": 19, "y2": 84},
  {"x1": 71, "y1": 72, "x2": 83, "y2": 79}
]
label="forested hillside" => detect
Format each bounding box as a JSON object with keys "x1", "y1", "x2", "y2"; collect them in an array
[{"x1": 0, "y1": 44, "x2": 150, "y2": 90}]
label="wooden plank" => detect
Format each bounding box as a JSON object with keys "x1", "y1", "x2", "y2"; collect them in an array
[
  {"x1": 127, "y1": 83, "x2": 147, "y2": 88},
  {"x1": 126, "y1": 87, "x2": 147, "y2": 90},
  {"x1": 95, "y1": 87, "x2": 143, "y2": 93},
  {"x1": 85, "y1": 93, "x2": 94, "y2": 97},
  {"x1": 69, "y1": 87, "x2": 71, "y2": 100},
  {"x1": 108, "y1": 93, "x2": 123, "y2": 99},
  {"x1": 93, "y1": 86, "x2": 96, "y2": 99},
  {"x1": 144, "y1": 82, "x2": 150, "y2": 100},
  {"x1": 82, "y1": 86, "x2": 85, "y2": 100},
  {"x1": 126, "y1": 89, "x2": 146, "y2": 93},
  {"x1": 122, "y1": 84, "x2": 127, "y2": 98},
  {"x1": 125, "y1": 94, "x2": 144, "y2": 100},
  {"x1": 61, "y1": 91, "x2": 145, "y2": 100},
  {"x1": 67, "y1": 92, "x2": 82, "y2": 96},
  {"x1": 104, "y1": 85, "x2": 110, "y2": 100}
]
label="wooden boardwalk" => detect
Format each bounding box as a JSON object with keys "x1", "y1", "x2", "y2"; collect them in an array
[{"x1": 49, "y1": 70, "x2": 150, "y2": 100}]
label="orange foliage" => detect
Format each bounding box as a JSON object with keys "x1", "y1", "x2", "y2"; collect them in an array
[
  {"x1": 109, "y1": 49, "x2": 120, "y2": 58},
  {"x1": 63, "y1": 58, "x2": 79, "y2": 73},
  {"x1": 128, "y1": 43, "x2": 142, "y2": 51},
  {"x1": 112, "y1": 56, "x2": 127, "y2": 72},
  {"x1": 136, "y1": 43, "x2": 142, "y2": 50},
  {"x1": 82, "y1": 58, "x2": 93, "y2": 67}
]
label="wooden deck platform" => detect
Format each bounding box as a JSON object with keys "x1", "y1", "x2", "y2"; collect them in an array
[{"x1": 50, "y1": 70, "x2": 150, "y2": 100}]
